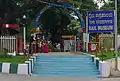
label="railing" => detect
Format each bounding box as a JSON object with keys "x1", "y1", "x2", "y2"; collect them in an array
[{"x1": 0, "y1": 36, "x2": 23, "y2": 53}]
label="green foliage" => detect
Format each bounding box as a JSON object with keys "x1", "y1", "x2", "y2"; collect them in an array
[
  {"x1": 48, "y1": 44, "x2": 57, "y2": 52},
  {"x1": 92, "y1": 50, "x2": 120, "y2": 61},
  {"x1": 2, "y1": 48, "x2": 9, "y2": 57},
  {"x1": 40, "y1": 6, "x2": 71, "y2": 43},
  {"x1": 0, "y1": 55, "x2": 24, "y2": 63}
]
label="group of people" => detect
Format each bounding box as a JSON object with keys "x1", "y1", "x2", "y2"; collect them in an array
[
  {"x1": 29, "y1": 37, "x2": 49, "y2": 54},
  {"x1": 28, "y1": 36, "x2": 65, "y2": 54},
  {"x1": 53, "y1": 38, "x2": 64, "y2": 52},
  {"x1": 37, "y1": 39, "x2": 49, "y2": 53},
  {"x1": 28, "y1": 36, "x2": 84, "y2": 54}
]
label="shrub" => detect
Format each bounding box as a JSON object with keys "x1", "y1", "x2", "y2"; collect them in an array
[
  {"x1": 3, "y1": 48, "x2": 9, "y2": 57},
  {"x1": 48, "y1": 44, "x2": 57, "y2": 52}
]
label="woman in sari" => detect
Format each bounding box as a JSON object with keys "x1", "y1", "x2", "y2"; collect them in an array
[
  {"x1": 41, "y1": 40, "x2": 45, "y2": 52},
  {"x1": 44, "y1": 41, "x2": 49, "y2": 53}
]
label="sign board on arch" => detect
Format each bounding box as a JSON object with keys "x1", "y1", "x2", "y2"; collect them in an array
[{"x1": 88, "y1": 10, "x2": 114, "y2": 33}]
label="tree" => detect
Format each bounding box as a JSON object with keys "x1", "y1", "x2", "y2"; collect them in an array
[
  {"x1": 0, "y1": 0, "x2": 20, "y2": 35},
  {"x1": 36, "y1": 0, "x2": 97, "y2": 43},
  {"x1": 40, "y1": 7, "x2": 71, "y2": 43},
  {"x1": 0, "y1": 0, "x2": 46, "y2": 35}
]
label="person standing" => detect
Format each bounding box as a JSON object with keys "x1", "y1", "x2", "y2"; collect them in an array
[
  {"x1": 33, "y1": 40, "x2": 36, "y2": 54},
  {"x1": 44, "y1": 41, "x2": 49, "y2": 53},
  {"x1": 39, "y1": 41, "x2": 42, "y2": 53},
  {"x1": 41, "y1": 40, "x2": 45, "y2": 52},
  {"x1": 56, "y1": 43, "x2": 61, "y2": 52},
  {"x1": 60, "y1": 38, "x2": 64, "y2": 52}
]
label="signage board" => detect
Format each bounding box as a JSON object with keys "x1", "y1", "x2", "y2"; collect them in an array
[
  {"x1": 88, "y1": 10, "x2": 114, "y2": 33},
  {"x1": 2, "y1": 24, "x2": 19, "y2": 28}
]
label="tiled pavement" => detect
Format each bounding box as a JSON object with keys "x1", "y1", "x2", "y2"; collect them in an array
[{"x1": 0, "y1": 73, "x2": 120, "y2": 81}]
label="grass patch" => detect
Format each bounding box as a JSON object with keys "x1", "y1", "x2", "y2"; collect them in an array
[
  {"x1": 0, "y1": 55, "x2": 25, "y2": 64},
  {"x1": 91, "y1": 51, "x2": 120, "y2": 61}
]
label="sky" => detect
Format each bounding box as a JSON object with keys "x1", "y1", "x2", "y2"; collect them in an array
[
  {"x1": 93, "y1": 0, "x2": 110, "y2": 9},
  {"x1": 70, "y1": 0, "x2": 111, "y2": 19}
]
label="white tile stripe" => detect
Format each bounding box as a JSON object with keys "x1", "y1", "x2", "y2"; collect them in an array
[
  {"x1": 29, "y1": 59, "x2": 34, "y2": 71},
  {"x1": 17, "y1": 64, "x2": 28, "y2": 75},
  {"x1": 23, "y1": 56, "x2": 37, "y2": 75},
  {"x1": 2, "y1": 63, "x2": 10, "y2": 73},
  {"x1": 29, "y1": 60, "x2": 32, "y2": 74},
  {"x1": 25, "y1": 61, "x2": 31, "y2": 74},
  {"x1": 0, "y1": 55, "x2": 36, "y2": 75},
  {"x1": 31, "y1": 56, "x2": 36, "y2": 62},
  {"x1": 90, "y1": 55, "x2": 111, "y2": 77},
  {"x1": 94, "y1": 57, "x2": 99, "y2": 65},
  {"x1": 0, "y1": 56, "x2": 37, "y2": 75}
]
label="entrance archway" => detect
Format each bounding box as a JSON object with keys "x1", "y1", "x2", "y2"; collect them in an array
[
  {"x1": 33, "y1": 2, "x2": 85, "y2": 52},
  {"x1": 34, "y1": 2, "x2": 85, "y2": 29}
]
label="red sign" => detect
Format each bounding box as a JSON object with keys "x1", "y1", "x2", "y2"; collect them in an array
[
  {"x1": 78, "y1": 28, "x2": 86, "y2": 33},
  {"x1": 82, "y1": 28, "x2": 86, "y2": 32},
  {"x1": 71, "y1": 35, "x2": 74, "y2": 39},
  {"x1": 88, "y1": 42, "x2": 99, "y2": 52},
  {"x1": 2, "y1": 24, "x2": 19, "y2": 28}
]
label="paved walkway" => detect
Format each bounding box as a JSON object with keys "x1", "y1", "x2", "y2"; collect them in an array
[{"x1": 0, "y1": 74, "x2": 120, "y2": 81}]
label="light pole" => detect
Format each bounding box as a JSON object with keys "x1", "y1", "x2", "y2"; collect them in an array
[
  {"x1": 115, "y1": 0, "x2": 118, "y2": 70},
  {"x1": 23, "y1": 15, "x2": 26, "y2": 50}
]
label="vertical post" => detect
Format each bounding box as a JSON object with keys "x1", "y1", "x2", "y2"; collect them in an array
[
  {"x1": 82, "y1": 33, "x2": 84, "y2": 53},
  {"x1": 12, "y1": 36, "x2": 13, "y2": 52},
  {"x1": 4, "y1": 36, "x2": 6, "y2": 51},
  {"x1": 13, "y1": 36, "x2": 15, "y2": 52},
  {"x1": 2, "y1": 36, "x2": 4, "y2": 52},
  {"x1": 7, "y1": 36, "x2": 9, "y2": 52},
  {"x1": 9, "y1": 36, "x2": 10, "y2": 52},
  {"x1": 115, "y1": 0, "x2": 118, "y2": 70},
  {"x1": 14, "y1": 36, "x2": 15, "y2": 52},
  {"x1": 96, "y1": 34, "x2": 99, "y2": 42},
  {"x1": 86, "y1": 15, "x2": 89, "y2": 52},
  {"x1": 74, "y1": 36, "x2": 76, "y2": 52},
  {"x1": 86, "y1": 16, "x2": 88, "y2": 52},
  {"x1": 101, "y1": 47, "x2": 104, "y2": 62},
  {"x1": 0, "y1": 36, "x2": 2, "y2": 51},
  {"x1": 10, "y1": 36, "x2": 12, "y2": 52},
  {"x1": 6, "y1": 36, "x2": 8, "y2": 52},
  {"x1": 86, "y1": 15, "x2": 90, "y2": 53},
  {"x1": 96, "y1": 43, "x2": 98, "y2": 57},
  {"x1": 6, "y1": 36, "x2": 9, "y2": 51},
  {"x1": 16, "y1": 36, "x2": 18, "y2": 53},
  {"x1": 3, "y1": 36, "x2": 5, "y2": 52},
  {"x1": 20, "y1": 36, "x2": 23, "y2": 53},
  {"x1": 35, "y1": 41, "x2": 36, "y2": 54},
  {"x1": 11, "y1": 36, "x2": 13, "y2": 52},
  {"x1": 24, "y1": 27, "x2": 26, "y2": 50},
  {"x1": 1, "y1": 36, "x2": 2, "y2": 51}
]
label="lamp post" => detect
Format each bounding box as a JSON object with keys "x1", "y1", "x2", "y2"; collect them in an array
[
  {"x1": 115, "y1": 0, "x2": 118, "y2": 70},
  {"x1": 23, "y1": 15, "x2": 26, "y2": 50}
]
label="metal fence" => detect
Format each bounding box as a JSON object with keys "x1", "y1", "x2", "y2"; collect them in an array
[{"x1": 0, "y1": 36, "x2": 23, "y2": 53}]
